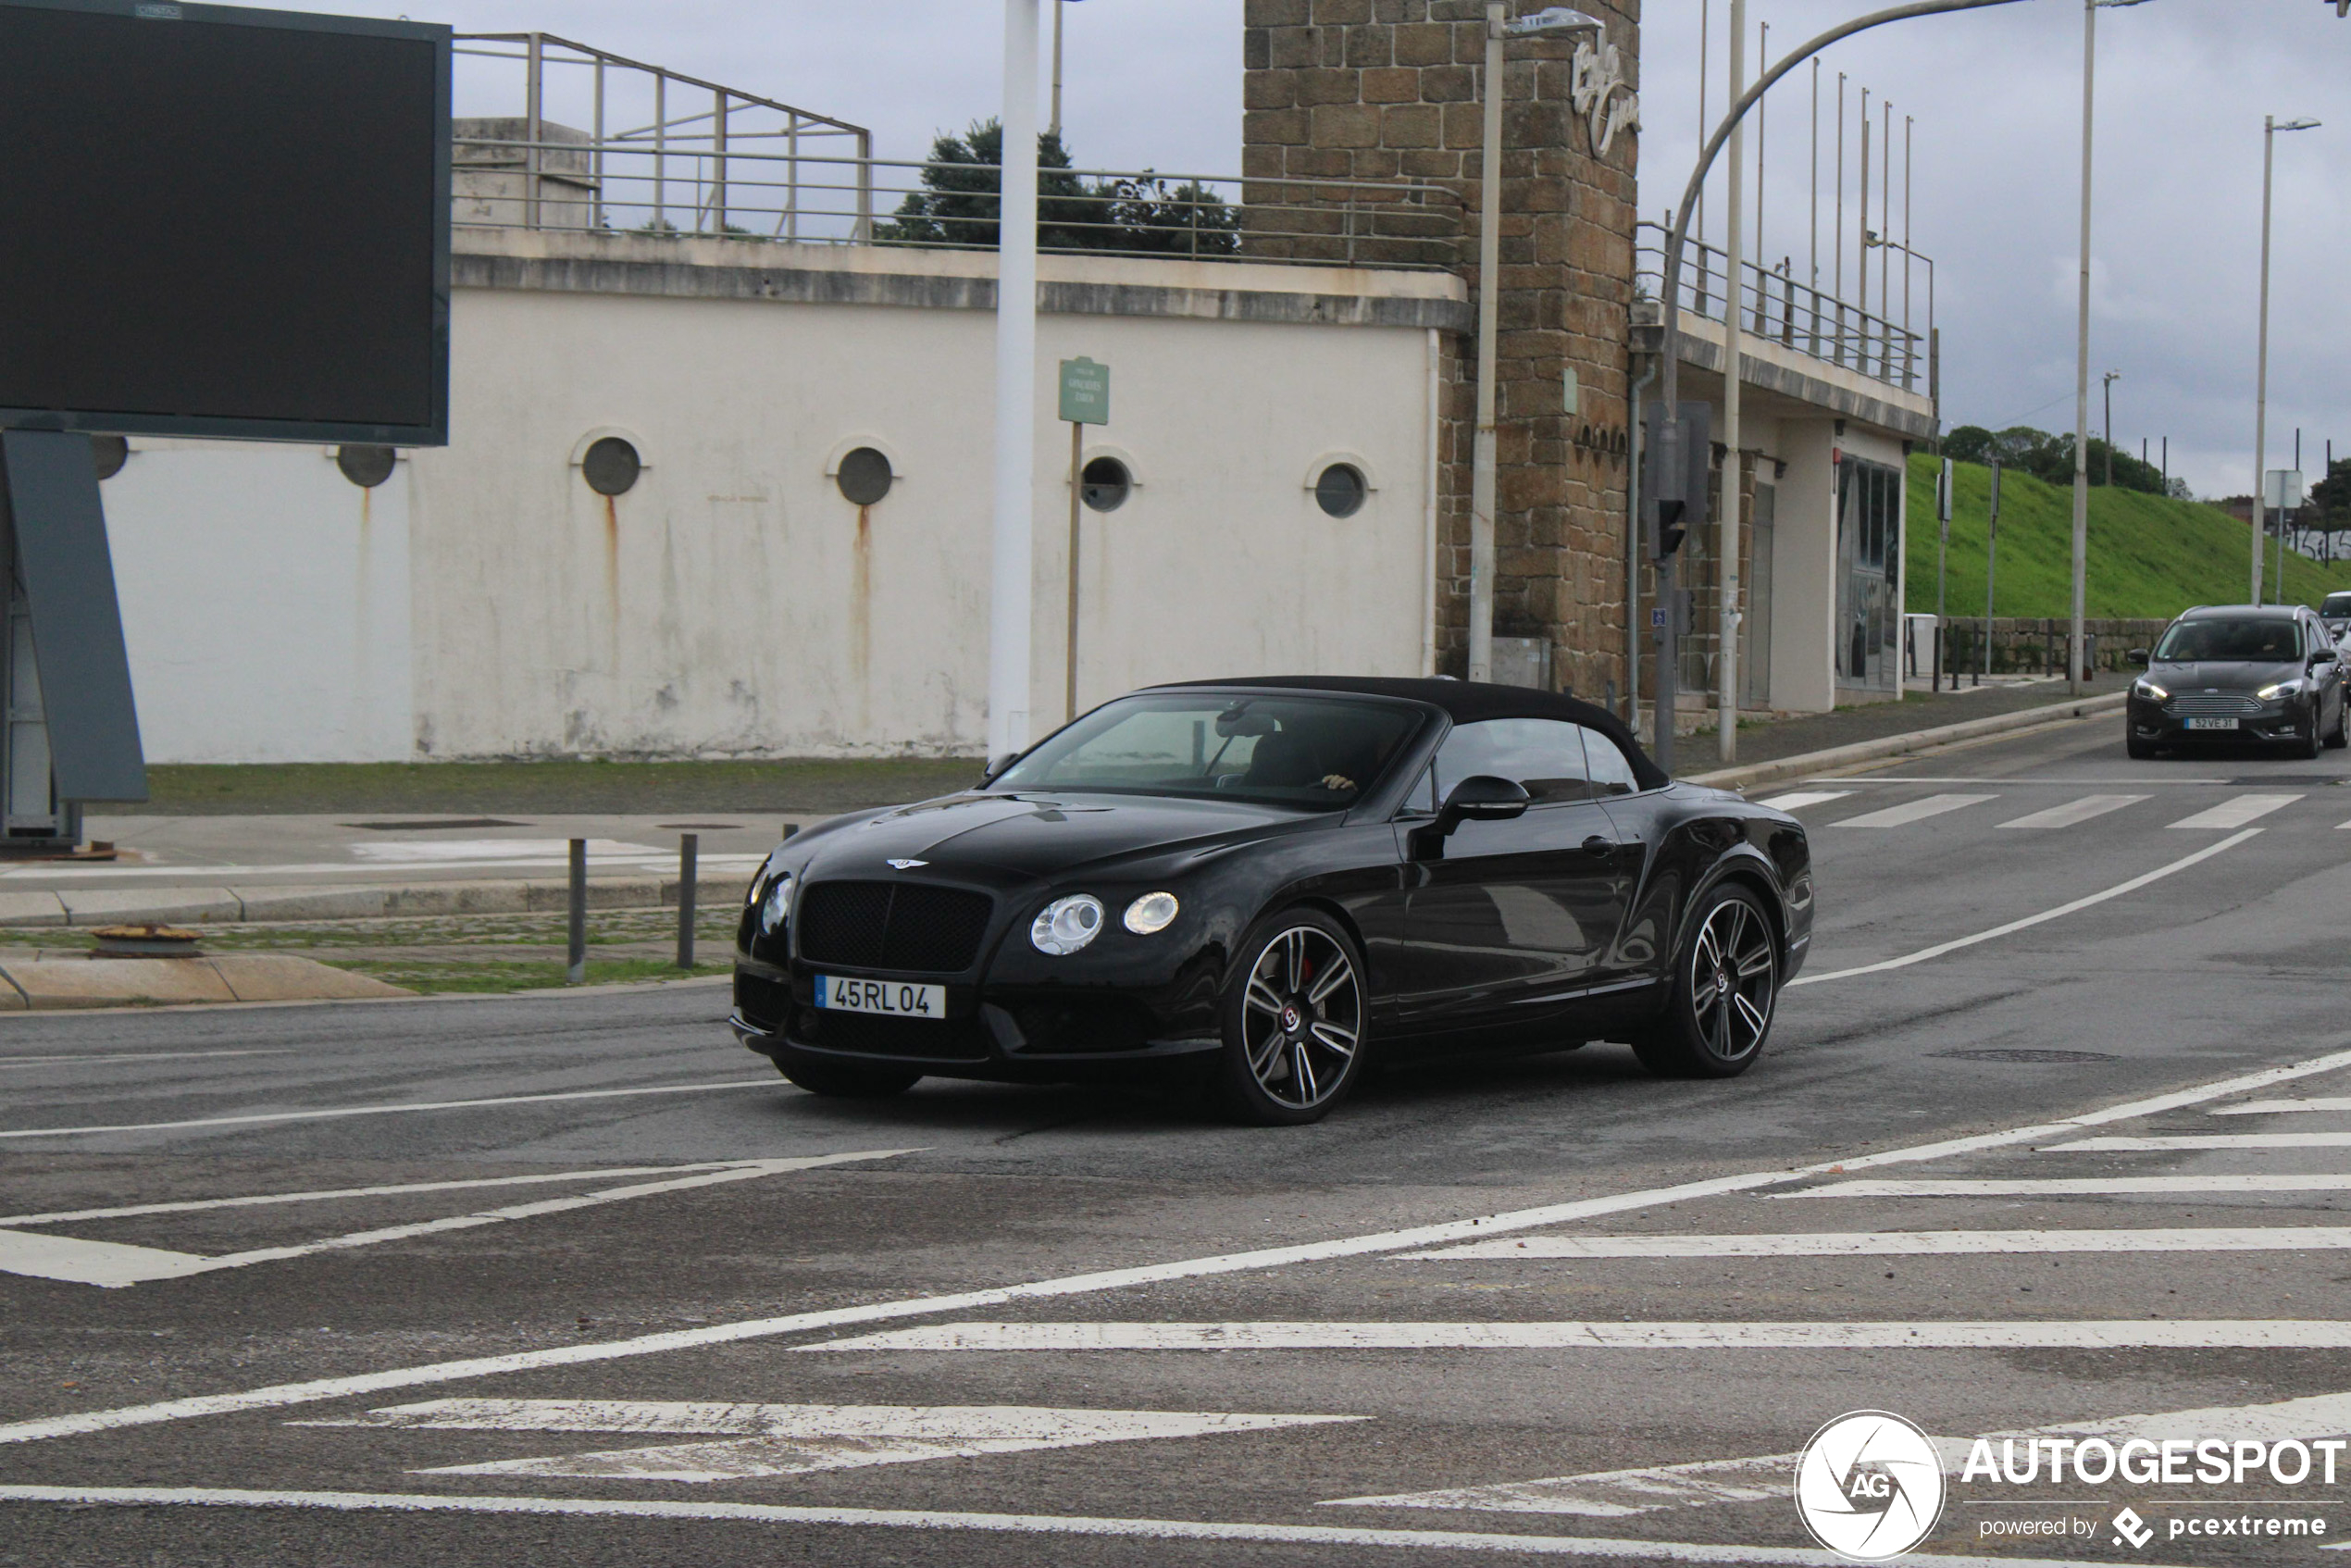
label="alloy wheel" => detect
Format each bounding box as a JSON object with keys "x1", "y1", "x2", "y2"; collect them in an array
[
  {"x1": 1239, "y1": 925, "x2": 1362, "y2": 1112},
  {"x1": 1688, "y1": 895, "x2": 1776, "y2": 1064}
]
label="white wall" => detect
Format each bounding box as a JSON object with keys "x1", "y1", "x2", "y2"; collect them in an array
[{"x1": 103, "y1": 442, "x2": 414, "y2": 763}]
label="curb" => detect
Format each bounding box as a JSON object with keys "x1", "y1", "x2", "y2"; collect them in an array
[
  {"x1": 1686, "y1": 691, "x2": 2130, "y2": 793},
  {"x1": 0, "y1": 952, "x2": 413, "y2": 1010},
  {"x1": 0, "y1": 873, "x2": 754, "y2": 931}
]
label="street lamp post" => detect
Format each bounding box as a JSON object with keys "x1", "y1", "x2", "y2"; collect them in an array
[
  {"x1": 1467, "y1": 4, "x2": 1605, "y2": 685},
  {"x1": 2102, "y1": 369, "x2": 2120, "y2": 487},
  {"x1": 2253, "y1": 113, "x2": 2321, "y2": 605},
  {"x1": 988, "y1": 0, "x2": 1041, "y2": 765},
  {"x1": 1648, "y1": 0, "x2": 2030, "y2": 775}
]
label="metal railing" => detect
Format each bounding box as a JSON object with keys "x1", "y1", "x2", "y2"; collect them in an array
[
  {"x1": 452, "y1": 132, "x2": 1468, "y2": 269},
  {"x1": 1635, "y1": 221, "x2": 1928, "y2": 393}
]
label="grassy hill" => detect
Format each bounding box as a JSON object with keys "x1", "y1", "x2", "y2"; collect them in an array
[{"x1": 1903, "y1": 453, "x2": 2351, "y2": 619}]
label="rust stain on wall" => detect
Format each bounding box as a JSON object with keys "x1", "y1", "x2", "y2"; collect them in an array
[
  {"x1": 850, "y1": 504, "x2": 873, "y2": 709},
  {"x1": 603, "y1": 493, "x2": 622, "y2": 635}
]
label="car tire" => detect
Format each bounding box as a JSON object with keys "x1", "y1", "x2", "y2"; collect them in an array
[
  {"x1": 2293, "y1": 713, "x2": 2323, "y2": 760},
  {"x1": 1630, "y1": 882, "x2": 1779, "y2": 1081},
  {"x1": 2125, "y1": 732, "x2": 2157, "y2": 760},
  {"x1": 1211, "y1": 907, "x2": 1367, "y2": 1126},
  {"x1": 771, "y1": 1050, "x2": 922, "y2": 1099},
  {"x1": 2327, "y1": 698, "x2": 2347, "y2": 750}
]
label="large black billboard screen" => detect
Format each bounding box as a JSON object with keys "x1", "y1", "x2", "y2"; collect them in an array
[{"x1": 0, "y1": 1, "x2": 451, "y2": 444}]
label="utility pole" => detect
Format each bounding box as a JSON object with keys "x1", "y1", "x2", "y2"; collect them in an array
[
  {"x1": 988, "y1": 0, "x2": 1040, "y2": 765},
  {"x1": 1982, "y1": 459, "x2": 2002, "y2": 685},
  {"x1": 2253, "y1": 112, "x2": 2322, "y2": 604},
  {"x1": 1049, "y1": 0, "x2": 1064, "y2": 140},
  {"x1": 2102, "y1": 369, "x2": 2120, "y2": 487},
  {"x1": 1718, "y1": 0, "x2": 1748, "y2": 763}
]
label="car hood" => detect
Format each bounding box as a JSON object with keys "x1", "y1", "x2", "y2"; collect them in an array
[
  {"x1": 2147, "y1": 660, "x2": 2306, "y2": 692},
  {"x1": 797, "y1": 791, "x2": 1326, "y2": 882}
]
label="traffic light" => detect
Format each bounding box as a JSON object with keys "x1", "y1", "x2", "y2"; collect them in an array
[{"x1": 1642, "y1": 401, "x2": 1713, "y2": 560}]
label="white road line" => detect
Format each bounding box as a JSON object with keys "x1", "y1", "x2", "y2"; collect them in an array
[
  {"x1": 0, "y1": 1163, "x2": 788, "y2": 1227},
  {"x1": 1326, "y1": 1389, "x2": 2351, "y2": 1520},
  {"x1": 1996, "y1": 793, "x2": 2147, "y2": 829},
  {"x1": 294, "y1": 1399, "x2": 1355, "y2": 1483},
  {"x1": 803, "y1": 1321, "x2": 2351, "y2": 1353},
  {"x1": 0, "y1": 1049, "x2": 293, "y2": 1069},
  {"x1": 2169, "y1": 793, "x2": 2302, "y2": 829},
  {"x1": 0, "y1": 1079, "x2": 777, "y2": 1140},
  {"x1": 1775, "y1": 1176, "x2": 2351, "y2": 1199},
  {"x1": 1754, "y1": 790, "x2": 1850, "y2": 811},
  {"x1": 0, "y1": 1154, "x2": 913, "y2": 1288},
  {"x1": 1397, "y1": 1227, "x2": 2351, "y2": 1260},
  {"x1": 0, "y1": 1486, "x2": 2190, "y2": 1568},
  {"x1": 1828, "y1": 792, "x2": 1996, "y2": 828},
  {"x1": 11, "y1": 1044, "x2": 2351, "y2": 1448},
  {"x1": 2046, "y1": 1133, "x2": 2351, "y2": 1151},
  {"x1": 2215, "y1": 1097, "x2": 2351, "y2": 1115},
  {"x1": 1787, "y1": 828, "x2": 2261, "y2": 987}
]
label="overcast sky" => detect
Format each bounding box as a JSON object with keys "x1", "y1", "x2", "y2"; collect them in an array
[{"x1": 305, "y1": 0, "x2": 2342, "y2": 499}]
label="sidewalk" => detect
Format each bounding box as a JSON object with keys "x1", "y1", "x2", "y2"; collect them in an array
[{"x1": 1709, "y1": 671, "x2": 2132, "y2": 767}]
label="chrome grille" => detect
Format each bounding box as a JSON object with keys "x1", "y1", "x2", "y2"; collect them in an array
[{"x1": 2164, "y1": 694, "x2": 2261, "y2": 717}]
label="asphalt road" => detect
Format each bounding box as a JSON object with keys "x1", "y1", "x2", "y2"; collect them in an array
[{"x1": 8, "y1": 713, "x2": 2351, "y2": 1566}]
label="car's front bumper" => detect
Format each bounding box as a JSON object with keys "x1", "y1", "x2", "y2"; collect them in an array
[{"x1": 2129, "y1": 693, "x2": 2311, "y2": 745}]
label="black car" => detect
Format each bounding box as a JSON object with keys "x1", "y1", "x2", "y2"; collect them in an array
[
  {"x1": 2126, "y1": 604, "x2": 2347, "y2": 759},
  {"x1": 731, "y1": 678, "x2": 1814, "y2": 1125}
]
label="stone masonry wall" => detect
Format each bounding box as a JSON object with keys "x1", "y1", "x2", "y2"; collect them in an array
[{"x1": 1243, "y1": 0, "x2": 1642, "y2": 700}]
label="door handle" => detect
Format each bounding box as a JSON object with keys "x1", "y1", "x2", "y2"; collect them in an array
[{"x1": 1582, "y1": 835, "x2": 1615, "y2": 857}]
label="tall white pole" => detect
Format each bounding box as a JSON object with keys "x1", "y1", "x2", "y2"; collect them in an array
[
  {"x1": 989, "y1": 0, "x2": 1040, "y2": 760},
  {"x1": 1718, "y1": 0, "x2": 1747, "y2": 761},
  {"x1": 2253, "y1": 116, "x2": 2276, "y2": 605},
  {"x1": 2069, "y1": 0, "x2": 2094, "y2": 693},
  {"x1": 1468, "y1": 1, "x2": 1506, "y2": 684}
]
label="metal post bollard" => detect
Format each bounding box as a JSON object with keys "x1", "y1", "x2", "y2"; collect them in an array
[
  {"x1": 676, "y1": 833, "x2": 698, "y2": 970},
  {"x1": 566, "y1": 838, "x2": 587, "y2": 985}
]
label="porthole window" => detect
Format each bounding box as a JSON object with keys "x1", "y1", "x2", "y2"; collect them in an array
[
  {"x1": 91, "y1": 436, "x2": 129, "y2": 482},
  {"x1": 836, "y1": 446, "x2": 893, "y2": 506},
  {"x1": 1314, "y1": 462, "x2": 1367, "y2": 518},
  {"x1": 336, "y1": 443, "x2": 395, "y2": 488},
  {"x1": 581, "y1": 436, "x2": 641, "y2": 496},
  {"x1": 1080, "y1": 455, "x2": 1131, "y2": 513}
]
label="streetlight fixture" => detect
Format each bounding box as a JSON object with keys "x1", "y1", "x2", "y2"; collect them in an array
[
  {"x1": 1647, "y1": 0, "x2": 2030, "y2": 775},
  {"x1": 2252, "y1": 113, "x2": 2321, "y2": 605},
  {"x1": 1466, "y1": 3, "x2": 1606, "y2": 685},
  {"x1": 2068, "y1": 0, "x2": 2154, "y2": 697},
  {"x1": 2102, "y1": 369, "x2": 2121, "y2": 487}
]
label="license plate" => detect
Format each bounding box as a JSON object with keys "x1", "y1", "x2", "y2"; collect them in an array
[
  {"x1": 2184, "y1": 717, "x2": 2238, "y2": 731},
  {"x1": 813, "y1": 975, "x2": 944, "y2": 1019}
]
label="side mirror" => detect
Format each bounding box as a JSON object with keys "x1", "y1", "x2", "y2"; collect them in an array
[
  {"x1": 1410, "y1": 775, "x2": 1530, "y2": 861},
  {"x1": 2126, "y1": 648, "x2": 2150, "y2": 667}
]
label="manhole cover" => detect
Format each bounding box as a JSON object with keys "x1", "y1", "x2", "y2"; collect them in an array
[
  {"x1": 1929, "y1": 1049, "x2": 2118, "y2": 1064},
  {"x1": 345, "y1": 818, "x2": 528, "y2": 831}
]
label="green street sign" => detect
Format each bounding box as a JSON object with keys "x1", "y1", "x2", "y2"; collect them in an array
[{"x1": 1058, "y1": 356, "x2": 1109, "y2": 425}]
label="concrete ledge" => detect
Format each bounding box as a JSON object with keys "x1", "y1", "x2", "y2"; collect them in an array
[
  {"x1": 0, "y1": 953, "x2": 410, "y2": 1009},
  {"x1": 0, "y1": 875, "x2": 753, "y2": 930},
  {"x1": 1687, "y1": 692, "x2": 2131, "y2": 794}
]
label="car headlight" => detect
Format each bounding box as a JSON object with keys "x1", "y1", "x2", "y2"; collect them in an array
[
  {"x1": 759, "y1": 872, "x2": 795, "y2": 933},
  {"x1": 1123, "y1": 891, "x2": 1180, "y2": 935},
  {"x1": 2133, "y1": 678, "x2": 2169, "y2": 701},
  {"x1": 2258, "y1": 679, "x2": 2305, "y2": 701},
  {"x1": 1030, "y1": 893, "x2": 1105, "y2": 955}
]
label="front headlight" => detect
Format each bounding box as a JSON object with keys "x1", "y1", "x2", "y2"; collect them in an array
[
  {"x1": 1030, "y1": 893, "x2": 1105, "y2": 955},
  {"x1": 2258, "y1": 679, "x2": 2305, "y2": 701},
  {"x1": 2132, "y1": 678, "x2": 2169, "y2": 702},
  {"x1": 1124, "y1": 891, "x2": 1180, "y2": 935},
  {"x1": 759, "y1": 872, "x2": 795, "y2": 933}
]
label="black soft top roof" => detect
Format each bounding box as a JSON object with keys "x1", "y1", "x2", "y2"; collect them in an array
[{"x1": 1151, "y1": 675, "x2": 1672, "y2": 791}]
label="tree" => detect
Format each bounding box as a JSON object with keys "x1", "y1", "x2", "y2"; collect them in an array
[
  {"x1": 878, "y1": 118, "x2": 1238, "y2": 257},
  {"x1": 1942, "y1": 423, "x2": 2168, "y2": 494}
]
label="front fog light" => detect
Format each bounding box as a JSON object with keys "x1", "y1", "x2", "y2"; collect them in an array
[
  {"x1": 1031, "y1": 893, "x2": 1105, "y2": 955},
  {"x1": 1124, "y1": 891, "x2": 1180, "y2": 935},
  {"x1": 760, "y1": 873, "x2": 794, "y2": 933}
]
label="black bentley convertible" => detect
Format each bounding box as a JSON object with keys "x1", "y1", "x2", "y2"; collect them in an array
[{"x1": 732, "y1": 678, "x2": 1812, "y2": 1125}]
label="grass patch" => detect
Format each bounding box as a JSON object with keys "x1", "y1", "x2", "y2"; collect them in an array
[
  {"x1": 141, "y1": 756, "x2": 986, "y2": 817},
  {"x1": 1907, "y1": 454, "x2": 2351, "y2": 619}
]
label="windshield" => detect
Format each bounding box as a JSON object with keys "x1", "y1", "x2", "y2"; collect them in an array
[
  {"x1": 991, "y1": 692, "x2": 1424, "y2": 809},
  {"x1": 2152, "y1": 617, "x2": 2301, "y2": 662}
]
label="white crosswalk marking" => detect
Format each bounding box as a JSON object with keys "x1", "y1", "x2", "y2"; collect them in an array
[
  {"x1": 2169, "y1": 793, "x2": 2301, "y2": 828},
  {"x1": 1397, "y1": 1227, "x2": 2351, "y2": 1260},
  {"x1": 1829, "y1": 793, "x2": 1997, "y2": 828},
  {"x1": 1755, "y1": 790, "x2": 1851, "y2": 811},
  {"x1": 1774, "y1": 1175, "x2": 2351, "y2": 1198},
  {"x1": 806, "y1": 1321, "x2": 2351, "y2": 1352},
  {"x1": 2046, "y1": 1133, "x2": 2351, "y2": 1151},
  {"x1": 1996, "y1": 793, "x2": 2147, "y2": 829},
  {"x1": 296, "y1": 1400, "x2": 1356, "y2": 1483},
  {"x1": 2215, "y1": 1097, "x2": 2351, "y2": 1115}
]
